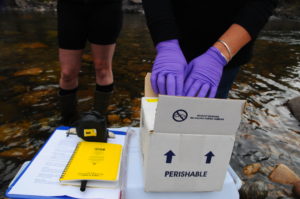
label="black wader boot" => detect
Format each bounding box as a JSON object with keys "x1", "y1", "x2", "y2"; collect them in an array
[
  {"x1": 59, "y1": 92, "x2": 78, "y2": 126},
  {"x1": 94, "y1": 91, "x2": 112, "y2": 115}
]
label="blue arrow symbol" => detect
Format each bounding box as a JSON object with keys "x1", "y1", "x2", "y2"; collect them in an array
[
  {"x1": 205, "y1": 151, "x2": 215, "y2": 164},
  {"x1": 164, "y1": 150, "x2": 175, "y2": 163}
]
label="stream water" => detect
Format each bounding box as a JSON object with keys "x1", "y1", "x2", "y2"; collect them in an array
[{"x1": 0, "y1": 12, "x2": 300, "y2": 198}]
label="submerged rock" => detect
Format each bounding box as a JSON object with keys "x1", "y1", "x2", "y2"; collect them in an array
[
  {"x1": 108, "y1": 114, "x2": 120, "y2": 123},
  {"x1": 18, "y1": 42, "x2": 48, "y2": 49},
  {"x1": 13, "y1": 67, "x2": 43, "y2": 76},
  {"x1": 293, "y1": 181, "x2": 300, "y2": 198},
  {"x1": 131, "y1": 105, "x2": 140, "y2": 119},
  {"x1": 259, "y1": 166, "x2": 274, "y2": 176},
  {"x1": 0, "y1": 76, "x2": 7, "y2": 81},
  {"x1": 0, "y1": 147, "x2": 34, "y2": 159},
  {"x1": 286, "y1": 96, "x2": 300, "y2": 122},
  {"x1": 18, "y1": 89, "x2": 55, "y2": 106},
  {"x1": 122, "y1": 118, "x2": 132, "y2": 124},
  {"x1": 0, "y1": 121, "x2": 31, "y2": 142},
  {"x1": 130, "y1": 0, "x2": 142, "y2": 4},
  {"x1": 240, "y1": 180, "x2": 268, "y2": 199},
  {"x1": 0, "y1": 159, "x2": 5, "y2": 170},
  {"x1": 243, "y1": 163, "x2": 262, "y2": 176},
  {"x1": 269, "y1": 164, "x2": 300, "y2": 185}
]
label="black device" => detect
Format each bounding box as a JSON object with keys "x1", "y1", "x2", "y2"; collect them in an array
[
  {"x1": 76, "y1": 111, "x2": 108, "y2": 143},
  {"x1": 75, "y1": 111, "x2": 109, "y2": 191}
]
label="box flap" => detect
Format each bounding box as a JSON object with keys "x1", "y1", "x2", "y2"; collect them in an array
[
  {"x1": 154, "y1": 95, "x2": 245, "y2": 135},
  {"x1": 144, "y1": 73, "x2": 158, "y2": 98},
  {"x1": 141, "y1": 97, "x2": 158, "y2": 131}
]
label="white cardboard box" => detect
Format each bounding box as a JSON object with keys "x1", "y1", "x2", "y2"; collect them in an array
[{"x1": 140, "y1": 73, "x2": 245, "y2": 192}]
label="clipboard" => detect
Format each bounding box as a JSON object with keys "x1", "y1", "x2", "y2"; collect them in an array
[{"x1": 6, "y1": 126, "x2": 128, "y2": 199}]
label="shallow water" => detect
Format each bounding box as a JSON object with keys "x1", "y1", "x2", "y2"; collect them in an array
[{"x1": 0, "y1": 13, "x2": 299, "y2": 198}]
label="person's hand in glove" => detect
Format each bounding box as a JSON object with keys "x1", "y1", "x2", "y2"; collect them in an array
[
  {"x1": 151, "y1": 39, "x2": 187, "y2": 96},
  {"x1": 183, "y1": 46, "x2": 228, "y2": 98}
]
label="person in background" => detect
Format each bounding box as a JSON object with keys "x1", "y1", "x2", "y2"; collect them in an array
[
  {"x1": 142, "y1": 0, "x2": 278, "y2": 98},
  {"x1": 57, "y1": 0, "x2": 122, "y2": 125}
]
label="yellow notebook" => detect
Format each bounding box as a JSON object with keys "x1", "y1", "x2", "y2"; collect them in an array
[{"x1": 59, "y1": 141, "x2": 123, "y2": 188}]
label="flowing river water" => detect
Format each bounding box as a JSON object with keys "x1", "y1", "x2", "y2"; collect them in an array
[{"x1": 0, "y1": 12, "x2": 300, "y2": 198}]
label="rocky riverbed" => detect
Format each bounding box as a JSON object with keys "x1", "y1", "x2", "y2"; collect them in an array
[{"x1": 0, "y1": 8, "x2": 300, "y2": 199}]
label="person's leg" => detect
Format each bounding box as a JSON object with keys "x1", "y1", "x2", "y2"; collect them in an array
[
  {"x1": 91, "y1": 44, "x2": 115, "y2": 86},
  {"x1": 57, "y1": 0, "x2": 87, "y2": 125},
  {"x1": 59, "y1": 49, "x2": 83, "y2": 90},
  {"x1": 58, "y1": 49, "x2": 83, "y2": 126},
  {"x1": 87, "y1": 0, "x2": 122, "y2": 114},
  {"x1": 91, "y1": 44, "x2": 116, "y2": 114},
  {"x1": 215, "y1": 65, "x2": 240, "y2": 99}
]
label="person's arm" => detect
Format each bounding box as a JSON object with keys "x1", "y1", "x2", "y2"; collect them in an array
[
  {"x1": 234, "y1": 0, "x2": 278, "y2": 40},
  {"x1": 214, "y1": 0, "x2": 278, "y2": 61},
  {"x1": 184, "y1": 0, "x2": 278, "y2": 97},
  {"x1": 142, "y1": 0, "x2": 179, "y2": 45},
  {"x1": 213, "y1": 24, "x2": 251, "y2": 62},
  {"x1": 142, "y1": 0, "x2": 187, "y2": 96}
]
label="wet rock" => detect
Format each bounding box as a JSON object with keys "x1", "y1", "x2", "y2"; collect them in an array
[
  {"x1": 132, "y1": 98, "x2": 141, "y2": 104},
  {"x1": 38, "y1": 117, "x2": 50, "y2": 127},
  {"x1": 131, "y1": 111, "x2": 140, "y2": 120},
  {"x1": 13, "y1": 67, "x2": 43, "y2": 76},
  {"x1": 13, "y1": 85, "x2": 28, "y2": 93},
  {"x1": 39, "y1": 125, "x2": 51, "y2": 132},
  {"x1": 130, "y1": 0, "x2": 142, "y2": 4},
  {"x1": 131, "y1": 105, "x2": 140, "y2": 120},
  {"x1": 243, "y1": 163, "x2": 261, "y2": 176},
  {"x1": 251, "y1": 151, "x2": 270, "y2": 162},
  {"x1": 241, "y1": 133, "x2": 254, "y2": 139},
  {"x1": 269, "y1": 164, "x2": 300, "y2": 185},
  {"x1": 0, "y1": 147, "x2": 34, "y2": 159},
  {"x1": 138, "y1": 71, "x2": 148, "y2": 78},
  {"x1": 122, "y1": 118, "x2": 132, "y2": 124},
  {"x1": 240, "y1": 180, "x2": 268, "y2": 199},
  {"x1": 0, "y1": 159, "x2": 5, "y2": 170},
  {"x1": 292, "y1": 181, "x2": 300, "y2": 198},
  {"x1": 15, "y1": 0, "x2": 28, "y2": 8},
  {"x1": 18, "y1": 42, "x2": 48, "y2": 49},
  {"x1": 286, "y1": 96, "x2": 300, "y2": 122},
  {"x1": 107, "y1": 104, "x2": 117, "y2": 112},
  {"x1": 131, "y1": 105, "x2": 140, "y2": 112},
  {"x1": 259, "y1": 166, "x2": 274, "y2": 176},
  {"x1": 47, "y1": 30, "x2": 57, "y2": 37},
  {"x1": 108, "y1": 114, "x2": 120, "y2": 123},
  {"x1": 242, "y1": 150, "x2": 270, "y2": 162},
  {"x1": 0, "y1": 121, "x2": 31, "y2": 142},
  {"x1": 18, "y1": 89, "x2": 55, "y2": 106},
  {"x1": 267, "y1": 183, "x2": 276, "y2": 190}
]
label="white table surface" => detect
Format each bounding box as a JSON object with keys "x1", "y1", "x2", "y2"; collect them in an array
[{"x1": 9, "y1": 127, "x2": 241, "y2": 199}]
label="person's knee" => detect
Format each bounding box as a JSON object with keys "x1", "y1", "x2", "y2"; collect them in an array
[
  {"x1": 60, "y1": 70, "x2": 78, "y2": 84},
  {"x1": 94, "y1": 59, "x2": 111, "y2": 70},
  {"x1": 94, "y1": 60, "x2": 112, "y2": 77}
]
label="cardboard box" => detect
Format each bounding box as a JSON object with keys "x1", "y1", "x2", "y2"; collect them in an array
[{"x1": 140, "y1": 73, "x2": 245, "y2": 192}]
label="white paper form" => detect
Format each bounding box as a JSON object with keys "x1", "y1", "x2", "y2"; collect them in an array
[{"x1": 8, "y1": 128, "x2": 127, "y2": 199}]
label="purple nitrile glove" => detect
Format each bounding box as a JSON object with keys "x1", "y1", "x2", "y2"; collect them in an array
[
  {"x1": 183, "y1": 47, "x2": 227, "y2": 98},
  {"x1": 151, "y1": 39, "x2": 187, "y2": 96}
]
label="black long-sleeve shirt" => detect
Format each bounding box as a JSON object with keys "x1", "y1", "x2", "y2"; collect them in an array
[{"x1": 142, "y1": 0, "x2": 278, "y2": 66}]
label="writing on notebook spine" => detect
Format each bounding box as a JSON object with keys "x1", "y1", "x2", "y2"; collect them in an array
[{"x1": 60, "y1": 142, "x2": 82, "y2": 180}]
